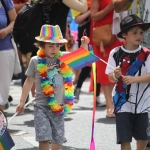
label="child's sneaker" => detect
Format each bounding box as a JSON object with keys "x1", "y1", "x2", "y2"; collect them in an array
[{"x1": 74, "y1": 88, "x2": 81, "y2": 103}]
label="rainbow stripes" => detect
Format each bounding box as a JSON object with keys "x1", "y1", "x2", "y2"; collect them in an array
[
  {"x1": 40, "y1": 25, "x2": 62, "y2": 41},
  {"x1": 58, "y1": 46, "x2": 99, "y2": 70},
  {"x1": 0, "y1": 129, "x2": 15, "y2": 150},
  {"x1": 35, "y1": 25, "x2": 67, "y2": 43}
]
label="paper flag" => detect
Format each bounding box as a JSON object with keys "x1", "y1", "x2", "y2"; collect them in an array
[
  {"x1": 58, "y1": 46, "x2": 100, "y2": 70},
  {"x1": 0, "y1": 110, "x2": 15, "y2": 150},
  {"x1": 0, "y1": 128, "x2": 15, "y2": 150}
]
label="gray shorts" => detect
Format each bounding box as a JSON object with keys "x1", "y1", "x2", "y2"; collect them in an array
[
  {"x1": 34, "y1": 103, "x2": 66, "y2": 145},
  {"x1": 115, "y1": 112, "x2": 150, "y2": 144}
]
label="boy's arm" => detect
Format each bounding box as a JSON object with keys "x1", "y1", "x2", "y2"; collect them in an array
[
  {"x1": 122, "y1": 73, "x2": 150, "y2": 85},
  {"x1": 113, "y1": 0, "x2": 133, "y2": 13},
  {"x1": 16, "y1": 76, "x2": 34, "y2": 113}
]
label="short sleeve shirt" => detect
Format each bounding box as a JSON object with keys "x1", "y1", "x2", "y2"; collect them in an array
[
  {"x1": 0, "y1": 0, "x2": 14, "y2": 50},
  {"x1": 26, "y1": 56, "x2": 64, "y2": 106},
  {"x1": 105, "y1": 45, "x2": 150, "y2": 114}
]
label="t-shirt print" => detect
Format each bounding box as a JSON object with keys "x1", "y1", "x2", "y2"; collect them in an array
[{"x1": 47, "y1": 60, "x2": 62, "y2": 91}]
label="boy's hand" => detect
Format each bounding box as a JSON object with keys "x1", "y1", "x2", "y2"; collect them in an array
[
  {"x1": 81, "y1": 36, "x2": 90, "y2": 49},
  {"x1": 114, "y1": 66, "x2": 122, "y2": 79},
  {"x1": 16, "y1": 101, "x2": 25, "y2": 114},
  {"x1": 122, "y1": 75, "x2": 135, "y2": 85},
  {"x1": 81, "y1": 36, "x2": 90, "y2": 44}
]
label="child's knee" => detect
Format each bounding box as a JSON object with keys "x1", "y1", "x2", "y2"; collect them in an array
[{"x1": 39, "y1": 140, "x2": 50, "y2": 145}]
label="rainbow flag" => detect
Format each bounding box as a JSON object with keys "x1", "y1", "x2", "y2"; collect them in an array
[
  {"x1": 58, "y1": 46, "x2": 99, "y2": 70},
  {"x1": 0, "y1": 129, "x2": 15, "y2": 150}
]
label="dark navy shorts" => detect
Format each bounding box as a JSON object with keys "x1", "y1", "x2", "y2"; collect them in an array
[{"x1": 115, "y1": 112, "x2": 150, "y2": 144}]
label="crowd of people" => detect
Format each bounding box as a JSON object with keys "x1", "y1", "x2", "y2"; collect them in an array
[{"x1": 1, "y1": 0, "x2": 150, "y2": 150}]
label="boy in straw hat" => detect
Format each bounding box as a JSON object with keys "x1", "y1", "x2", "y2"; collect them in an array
[
  {"x1": 105, "y1": 14, "x2": 150, "y2": 149},
  {"x1": 16, "y1": 24, "x2": 89, "y2": 150}
]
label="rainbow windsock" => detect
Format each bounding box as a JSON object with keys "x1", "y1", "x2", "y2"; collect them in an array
[
  {"x1": 0, "y1": 128, "x2": 15, "y2": 150},
  {"x1": 58, "y1": 46, "x2": 99, "y2": 70}
]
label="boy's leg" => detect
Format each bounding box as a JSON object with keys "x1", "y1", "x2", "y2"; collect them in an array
[
  {"x1": 51, "y1": 144, "x2": 62, "y2": 150},
  {"x1": 136, "y1": 140, "x2": 148, "y2": 150},
  {"x1": 39, "y1": 141, "x2": 49, "y2": 150},
  {"x1": 121, "y1": 142, "x2": 131, "y2": 150},
  {"x1": 133, "y1": 113, "x2": 149, "y2": 150},
  {"x1": 115, "y1": 113, "x2": 133, "y2": 145}
]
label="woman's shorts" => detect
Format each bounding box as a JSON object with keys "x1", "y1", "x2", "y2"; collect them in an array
[
  {"x1": 34, "y1": 103, "x2": 66, "y2": 145},
  {"x1": 115, "y1": 112, "x2": 150, "y2": 144}
]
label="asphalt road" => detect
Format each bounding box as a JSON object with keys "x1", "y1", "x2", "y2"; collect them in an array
[{"x1": 5, "y1": 79, "x2": 150, "y2": 150}]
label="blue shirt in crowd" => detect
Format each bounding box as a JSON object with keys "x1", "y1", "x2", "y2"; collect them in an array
[{"x1": 0, "y1": 0, "x2": 14, "y2": 50}]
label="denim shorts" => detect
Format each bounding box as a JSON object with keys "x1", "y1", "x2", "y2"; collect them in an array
[
  {"x1": 115, "y1": 112, "x2": 150, "y2": 144},
  {"x1": 34, "y1": 103, "x2": 66, "y2": 145}
]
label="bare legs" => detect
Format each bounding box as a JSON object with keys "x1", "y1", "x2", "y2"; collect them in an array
[
  {"x1": 0, "y1": 105, "x2": 5, "y2": 112},
  {"x1": 136, "y1": 140, "x2": 148, "y2": 150},
  {"x1": 121, "y1": 141, "x2": 148, "y2": 150},
  {"x1": 39, "y1": 141, "x2": 62, "y2": 150},
  {"x1": 102, "y1": 84, "x2": 115, "y2": 117}
]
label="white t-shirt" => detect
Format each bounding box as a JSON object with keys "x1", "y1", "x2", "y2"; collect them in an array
[{"x1": 105, "y1": 45, "x2": 150, "y2": 114}]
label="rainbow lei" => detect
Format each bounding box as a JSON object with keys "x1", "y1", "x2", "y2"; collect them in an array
[{"x1": 37, "y1": 49, "x2": 74, "y2": 115}]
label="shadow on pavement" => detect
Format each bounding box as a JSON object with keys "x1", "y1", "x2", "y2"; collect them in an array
[
  {"x1": 17, "y1": 146, "x2": 89, "y2": 150},
  {"x1": 61, "y1": 145, "x2": 89, "y2": 150},
  {"x1": 64, "y1": 118, "x2": 73, "y2": 121},
  {"x1": 8, "y1": 129, "x2": 21, "y2": 134},
  {"x1": 17, "y1": 148, "x2": 37, "y2": 150},
  {"x1": 24, "y1": 120, "x2": 34, "y2": 127},
  {"x1": 96, "y1": 117, "x2": 115, "y2": 124},
  {"x1": 72, "y1": 106, "x2": 106, "y2": 112}
]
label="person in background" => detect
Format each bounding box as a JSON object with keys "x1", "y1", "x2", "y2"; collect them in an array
[
  {"x1": 16, "y1": 24, "x2": 90, "y2": 150},
  {"x1": 74, "y1": 0, "x2": 106, "y2": 107},
  {"x1": 13, "y1": 0, "x2": 28, "y2": 13},
  {"x1": 65, "y1": 9, "x2": 74, "y2": 52},
  {"x1": 12, "y1": 0, "x2": 33, "y2": 104},
  {"x1": 90, "y1": 0, "x2": 122, "y2": 118},
  {"x1": 106, "y1": 14, "x2": 150, "y2": 150},
  {"x1": 113, "y1": 0, "x2": 141, "y2": 17},
  {"x1": 0, "y1": 0, "x2": 17, "y2": 111}
]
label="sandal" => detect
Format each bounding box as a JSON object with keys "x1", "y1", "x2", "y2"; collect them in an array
[{"x1": 106, "y1": 108, "x2": 115, "y2": 118}]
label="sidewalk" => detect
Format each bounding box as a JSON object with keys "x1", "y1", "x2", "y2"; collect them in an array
[{"x1": 6, "y1": 79, "x2": 150, "y2": 150}]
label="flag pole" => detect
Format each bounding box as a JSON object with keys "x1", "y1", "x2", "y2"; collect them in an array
[
  {"x1": 99, "y1": 58, "x2": 115, "y2": 70},
  {"x1": 8, "y1": 99, "x2": 33, "y2": 124}
]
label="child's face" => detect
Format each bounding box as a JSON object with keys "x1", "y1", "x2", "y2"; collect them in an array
[
  {"x1": 122, "y1": 27, "x2": 144, "y2": 47},
  {"x1": 43, "y1": 42, "x2": 62, "y2": 58}
]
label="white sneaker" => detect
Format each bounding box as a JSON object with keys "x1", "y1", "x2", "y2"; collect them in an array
[
  {"x1": 74, "y1": 88, "x2": 81, "y2": 103},
  {"x1": 96, "y1": 96, "x2": 106, "y2": 107}
]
